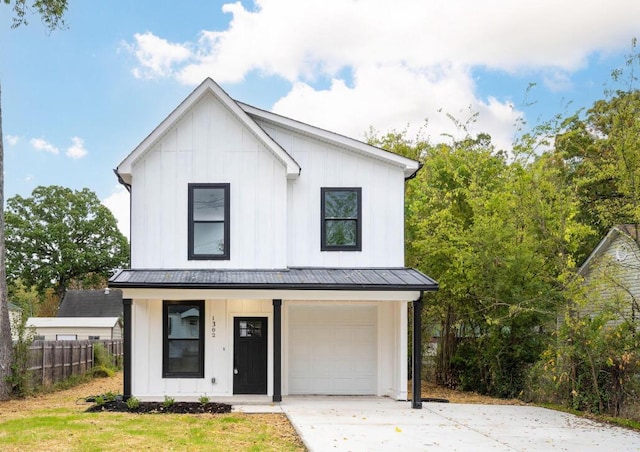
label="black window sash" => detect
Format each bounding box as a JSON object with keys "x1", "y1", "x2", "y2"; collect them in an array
[
  {"x1": 321, "y1": 187, "x2": 362, "y2": 251},
  {"x1": 162, "y1": 300, "x2": 205, "y2": 378}
]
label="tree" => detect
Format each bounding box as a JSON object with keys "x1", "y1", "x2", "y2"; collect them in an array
[
  {"x1": 3, "y1": 0, "x2": 68, "y2": 29},
  {"x1": 554, "y1": 42, "x2": 640, "y2": 259},
  {"x1": 0, "y1": 0, "x2": 70, "y2": 401},
  {"x1": 5, "y1": 186, "x2": 129, "y2": 309},
  {"x1": 373, "y1": 127, "x2": 588, "y2": 397}
]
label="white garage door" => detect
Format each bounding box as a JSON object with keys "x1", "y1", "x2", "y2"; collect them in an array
[{"x1": 288, "y1": 304, "x2": 377, "y2": 395}]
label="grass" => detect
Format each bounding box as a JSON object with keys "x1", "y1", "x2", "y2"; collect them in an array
[
  {"x1": 0, "y1": 372, "x2": 305, "y2": 452},
  {"x1": 538, "y1": 403, "x2": 640, "y2": 432},
  {"x1": 0, "y1": 409, "x2": 305, "y2": 451}
]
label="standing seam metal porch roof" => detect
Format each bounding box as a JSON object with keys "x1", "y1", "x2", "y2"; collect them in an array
[{"x1": 109, "y1": 268, "x2": 438, "y2": 291}]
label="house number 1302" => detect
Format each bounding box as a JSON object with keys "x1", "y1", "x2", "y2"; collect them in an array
[{"x1": 211, "y1": 316, "x2": 216, "y2": 337}]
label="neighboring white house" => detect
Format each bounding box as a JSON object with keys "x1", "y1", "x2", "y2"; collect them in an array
[
  {"x1": 109, "y1": 78, "x2": 438, "y2": 407},
  {"x1": 26, "y1": 317, "x2": 123, "y2": 341},
  {"x1": 576, "y1": 224, "x2": 640, "y2": 325}
]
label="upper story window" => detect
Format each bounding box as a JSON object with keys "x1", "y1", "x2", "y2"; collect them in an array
[
  {"x1": 188, "y1": 183, "x2": 230, "y2": 260},
  {"x1": 321, "y1": 187, "x2": 362, "y2": 251}
]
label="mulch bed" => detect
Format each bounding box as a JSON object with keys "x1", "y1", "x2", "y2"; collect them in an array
[{"x1": 86, "y1": 399, "x2": 232, "y2": 414}]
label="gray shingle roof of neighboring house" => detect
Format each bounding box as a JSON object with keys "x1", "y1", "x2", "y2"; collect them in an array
[
  {"x1": 109, "y1": 268, "x2": 438, "y2": 291},
  {"x1": 57, "y1": 289, "x2": 123, "y2": 318}
]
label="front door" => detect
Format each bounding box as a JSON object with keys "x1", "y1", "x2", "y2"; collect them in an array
[{"x1": 233, "y1": 317, "x2": 267, "y2": 394}]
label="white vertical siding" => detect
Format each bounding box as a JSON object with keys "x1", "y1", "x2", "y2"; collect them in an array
[
  {"x1": 259, "y1": 121, "x2": 406, "y2": 267},
  {"x1": 130, "y1": 93, "x2": 287, "y2": 269},
  {"x1": 132, "y1": 297, "x2": 238, "y2": 400}
]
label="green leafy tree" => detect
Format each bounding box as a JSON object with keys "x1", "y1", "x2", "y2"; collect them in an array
[
  {"x1": 5, "y1": 186, "x2": 129, "y2": 309},
  {"x1": 374, "y1": 128, "x2": 588, "y2": 397},
  {"x1": 0, "y1": 0, "x2": 69, "y2": 401},
  {"x1": 3, "y1": 0, "x2": 68, "y2": 29},
  {"x1": 554, "y1": 42, "x2": 640, "y2": 258}
]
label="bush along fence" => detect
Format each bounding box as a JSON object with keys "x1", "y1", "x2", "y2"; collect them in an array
[{"x1": 21, "y1": 340, "x2": 123, "y2": 390}]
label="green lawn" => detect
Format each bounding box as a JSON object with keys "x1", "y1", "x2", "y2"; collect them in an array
[
  {"x1": 0, "y1": 409, "x2": 304, "y2": 451},
  {"x1": 0, "y1": 373, "x2": 305, "y2": 452}
]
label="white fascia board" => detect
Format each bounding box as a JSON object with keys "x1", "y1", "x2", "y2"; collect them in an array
[
  {"x1": 239, "y1": 102, "x2": 421, "y2": 179},
  {"x1": 116, "y1": 78, "x2": 300, "y2": 183},
  {"x1": 120, "y1": 287, "x2": 421, "y2": 302},
  {"x1": 576, "y1": 227, "x2": 622, "y2": 276}
]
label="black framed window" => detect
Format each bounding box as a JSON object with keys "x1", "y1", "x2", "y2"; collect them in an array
[
  {"x1": 321, "y1": 187, "x2": 362, "y2": 251},
  {"x1": 163, "y1": 301, "x2": 204, "y2": 378},
  {"x1": 188, "y1": 183, "x2": 230, "y2": 260}
]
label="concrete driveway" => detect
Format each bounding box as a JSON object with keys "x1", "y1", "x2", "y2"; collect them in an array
[{"x1": 277, "y1": 397, "x2": 640, "y2": 451}]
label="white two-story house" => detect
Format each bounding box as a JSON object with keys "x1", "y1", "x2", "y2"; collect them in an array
[{"x1": 109, "y1": 78, "x2": 438, "y2": 408}]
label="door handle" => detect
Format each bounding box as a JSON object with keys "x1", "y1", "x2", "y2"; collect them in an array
[{"x1": 234, "y1": 368, "x2": 238, "y2": 374}]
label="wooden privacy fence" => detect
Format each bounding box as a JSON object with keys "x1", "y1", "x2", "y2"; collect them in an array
[{"x1": 26, "y1": 340, "x2": 124, "y2": 387}]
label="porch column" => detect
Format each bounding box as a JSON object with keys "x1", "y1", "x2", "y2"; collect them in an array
[
  {"x1": 412, "y1": 294, "x2": 423, "y2": 409},
  {"x1": 272, "y1": 299, "x2": 282, "y2": 402},
  {"x1": 123, "y1": 298, "x2": 132, "y2": 400}
]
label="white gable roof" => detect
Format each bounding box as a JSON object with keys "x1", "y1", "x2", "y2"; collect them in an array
[
  {"x1": 27, "y1": 317, "x2": 121, "y2": 328},
  {"x1": 116, "y1": 78, "x2": 301, "y2": 184},
  {"x1": 116, "y1": 78, "x2": 422, "y2": 185},
  {"x1": 577, "y1": 225, "x2": 640, "y2": 277},
  {"x1": 239, "y1": 102, "x2": 422, "y2": 179}
]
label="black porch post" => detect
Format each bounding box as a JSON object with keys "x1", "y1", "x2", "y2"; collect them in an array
[
  {"x1": 123, "y1": 298, "x2": 132, "y2": 400},
  {"x1": 412, "y1": 294, "x2": 423, "y2": 409},
  {"x1": 272, "y1": 299, "x2": 282, "y2": 402}
]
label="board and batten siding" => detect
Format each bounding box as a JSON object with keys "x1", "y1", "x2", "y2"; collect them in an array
[
  {"x1": 130, "y1": 297, "x2": 404, "y2": 400},
  {"x1": 255, "y1": 120, "x2": 406, "y2": 267},
  {"x1": 130, "y1": 92, "x2": 288, "y2": 269}
]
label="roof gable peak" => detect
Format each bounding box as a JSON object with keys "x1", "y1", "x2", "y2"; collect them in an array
[{"x1": 116, "y1": 78, "x2": 300, "y2": 184}]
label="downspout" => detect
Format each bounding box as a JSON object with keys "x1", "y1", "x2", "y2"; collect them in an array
[
  {"x1": 412, "y1": 292, "x2": 424, "y2": 409},
  {"x1": 113, "y1": 168, "x2": 132, "y2": 265}
]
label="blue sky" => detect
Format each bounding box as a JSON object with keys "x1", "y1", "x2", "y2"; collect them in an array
[{"x1": 1, "y1": 0, "x2": 640, "y2": 238}]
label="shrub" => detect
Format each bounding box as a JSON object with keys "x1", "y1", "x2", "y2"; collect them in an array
[
  {"x1": 199, "y1": 395, "x2": 210, "y2": 404},
  {"x1": 90, "y1": 365, "x2": 115, "y2": 378},
  {"x1": 8, "y1": 318, "x2": 36, "y2": 397},
  {"x1": 528, "y1": 309, "x2": 640, "y2": 418},
  {"x1": 93, "y1": 343, "x2": 118, "y2": 370},
  {"x1": 126, "y1": 397, "x2": 140, "y2": 410},
  {"x1": 162, "y1": 396, "x2": 175, "y2": 408}
]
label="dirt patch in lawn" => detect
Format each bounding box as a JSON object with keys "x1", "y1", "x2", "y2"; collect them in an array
[{"x1": 410, "y1": 380, "x2": 525, "y2": 405}]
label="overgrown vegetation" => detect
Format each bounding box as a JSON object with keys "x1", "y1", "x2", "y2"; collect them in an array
[
  {"x1": 372, "y1": 41, "x2": 640, "y2": 419},
  {"x1": 6, "y1": 316, "x2": 35, "y2": 397}
]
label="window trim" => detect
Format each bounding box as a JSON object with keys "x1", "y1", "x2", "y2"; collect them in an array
[
  {"x1": 321, "y1": 187, "x2": 362, "y2": 251},
  {"x1": 188, "y1": 183, "x2": 230, "y2": 260},
  {"x1": 162, "y1": 300, "x2": 205, "y2": 379}
]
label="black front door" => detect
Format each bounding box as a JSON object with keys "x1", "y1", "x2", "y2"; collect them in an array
[{"x1": 233, "y1": 317, "x2": 267, "y2": 394}]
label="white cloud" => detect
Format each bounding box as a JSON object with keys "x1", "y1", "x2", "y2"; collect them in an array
[
  {"x1": 124, "y1": 0, "x2": 640, "y2": 146},
  {"x1": 102, "y1": 185, "x2": 130, "y2": 241},
  {"x1": 30, "y1": 137, "x2": 59, "y2": 154},
  {"x1": 66, "y1": 136, "x2": 88, "y2": 159},
  {"x1": 272, "y1": 64, "x2": 522, "y2": 150},
  {"x1": 5, "y1": 135, "x2": 19, "y2": 146},
  {"x1": 125, "y1": 31, "x2": 192, "y2": 79}
]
